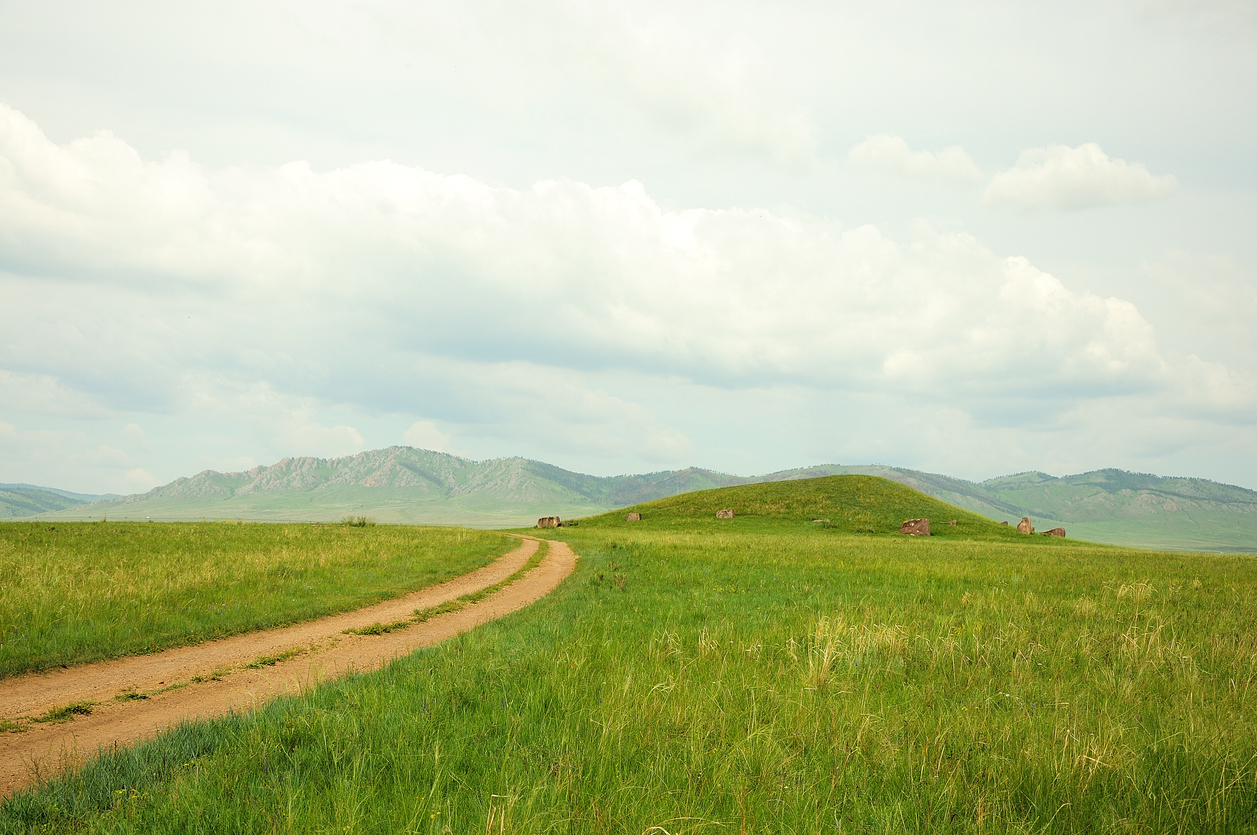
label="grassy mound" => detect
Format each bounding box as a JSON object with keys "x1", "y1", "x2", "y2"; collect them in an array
[{"x1": 578, "y1": 474, "x2": 1037, "y2": 541}]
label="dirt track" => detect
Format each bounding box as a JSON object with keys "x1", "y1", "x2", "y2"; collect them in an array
[{"x1": 0, "y1": 535, "x2": 575, "y2": 798}]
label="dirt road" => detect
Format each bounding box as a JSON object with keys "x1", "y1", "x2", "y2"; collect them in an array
[{"x1": 0, "y1": 535, "x2": 575, "y2": 797}]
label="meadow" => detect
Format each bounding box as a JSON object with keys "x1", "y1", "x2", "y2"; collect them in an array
[
  {"x1": 0, "y1": 521, "x2": 513, "y2": 678},
  {"x1": 3, "y1": 477, "x2": 1255, "y2": 833}
]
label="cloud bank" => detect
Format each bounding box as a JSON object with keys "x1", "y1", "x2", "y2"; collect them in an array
[
  {"x1": 0, "y1": 104, "x2": 1247, "y2": 489},
  {"x1": 0, "y1": 104, "x2": 1183, "y2": 397}
]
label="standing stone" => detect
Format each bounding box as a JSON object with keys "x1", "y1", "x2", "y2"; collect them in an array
[
  {"x1": 625, "y1": 512, "x2": 642, "y2": 522},
  {"x1": 537, "y1": 516, "x2": 561, "y2": 529},
  {"x1": 900, "y1": 518, "x2": 931, "y2": 536},
  {"x1": 715, "y1": 509, "x2": 735, "y2": 519},
  {"x1": 1017, "y1": 518, "x2": 1034, "y2": 534},
  {"x1": 1043, "y1": 528, "x2": 1066, "y2": 537}
]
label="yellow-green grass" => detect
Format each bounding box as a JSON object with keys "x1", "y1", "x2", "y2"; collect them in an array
[
  {"x1": 0, "y1": 521, "x2": 513, "y2": 679},
  {"x1": 4, "y1": 477, "x2": 1256, "y2": 833}
]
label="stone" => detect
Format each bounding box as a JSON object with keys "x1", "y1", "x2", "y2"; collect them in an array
[
  {"x1": 900, "y1": 518, "x2": 930, "y2": 536},
  {"x1": 946, "y1": 520, "x2": 957, "y2": 526},
  {"x1": 716, "y1": 509, "x2": 734, "y2": 519},
  {"x1": 625, "y1": 512, "x2": 641, "y2": 522},
  {"x1": 1043, "y1": 528, "x2": 1066, "y2": 538},
  {"x1": 536, "y1": 516, "x2": 561, "y2": 528},
  {"x1": 1017, "y1": 517, "x2": 1034, "y2": 534},
  {"x1": 1001, "y1": 521, "x2": 1008, "y2": 526}
]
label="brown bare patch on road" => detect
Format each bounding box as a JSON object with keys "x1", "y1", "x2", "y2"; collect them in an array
[{"x1": 0, "y1": 536, "x2": 576, "y2": 797}]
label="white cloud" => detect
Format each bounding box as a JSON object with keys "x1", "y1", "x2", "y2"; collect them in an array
[
  {"x1": 403, "y1": 420, "x2": 452, "y2": 453},
  {"x1": 122, "y1": 467, "x2": 159, "y2": 491},
  {"x1": 984, "y1": 143, "x2": 1176, "y2": 211},
  {"x1": 1, "y1": 104, "x2": 1251, "y2": 486},
  {"x1": 846, "y1": 134, "x2": 984, "y2": 187},
  {"x1": 0, "y1": 103, "x2": 1227, "y2": 407}
]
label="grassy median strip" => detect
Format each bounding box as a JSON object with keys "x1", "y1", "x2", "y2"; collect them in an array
[
  {"x1": 246, "y1": 648, "x2": 304, "y2": 669},
  {"x1": 343, "y1": 540, "x2": 549, "y2": 636},
  {"x1": 32, "y1": 702, "x2": 94, "y2": 724}
]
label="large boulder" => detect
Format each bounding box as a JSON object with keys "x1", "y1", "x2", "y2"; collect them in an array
[
  {"x1": 900, "y1": 518, "x2": 931, "y2": 536},
  {"x1": 1043, "y1": 528, "x2": 1066, "y2": 538},
  {"x1": 536, "y1": 516, "x2": 561, "y2": 528},
  {"x1": 715, "y1": 509, "x2": 735, "y2": 519},
  {"x1": 1017, "y1": 517, "x2": 1035, "y2": 534},
  {"x1": 625, "y1": 512, "x2": 642, "y2": 522}
]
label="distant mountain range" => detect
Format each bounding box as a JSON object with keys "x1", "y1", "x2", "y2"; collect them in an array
[{"x1": 7, "y1": 447, "x2": 1257, "y2": 551}]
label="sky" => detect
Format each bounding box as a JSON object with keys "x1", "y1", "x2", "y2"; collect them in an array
[{"x1": 1, "y1": 0, "x2": 1256, "y2": 495}]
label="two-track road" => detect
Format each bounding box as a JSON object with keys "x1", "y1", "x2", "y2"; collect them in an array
[{"x1": 0, "y1": 535, "x2": 576, "y2": 797}]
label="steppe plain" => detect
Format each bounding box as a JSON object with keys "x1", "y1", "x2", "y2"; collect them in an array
[{"x1": 1, "y1": 475, "x2": 1254, "y2": 833}]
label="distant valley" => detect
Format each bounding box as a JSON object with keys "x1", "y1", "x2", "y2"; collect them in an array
[{"x1": 6, "y1": 446, "x2": 1257, "y2": 552}]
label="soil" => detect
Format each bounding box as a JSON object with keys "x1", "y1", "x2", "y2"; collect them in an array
[{"x1": 0, "y1": 535, "x2": 576, "y2": 798}]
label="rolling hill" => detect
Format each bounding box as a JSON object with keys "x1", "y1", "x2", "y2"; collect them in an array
[
  {"x1": 0, "y1": 485, "x2": 115, "y2": 519},
  {"x1": 18, "y1": 448, "x2": 1257, "y2": 551}
]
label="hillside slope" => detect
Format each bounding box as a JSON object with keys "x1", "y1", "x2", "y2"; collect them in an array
[
  {"x1": 579, "y1": 474, "x2": 1026, "y2": 543},
  {"x1": 815, "y1": 466, "x2": 1257, "y2": 552},
  {"x1": 0, "y1": 485, "x2": 113, "y2": 519}
]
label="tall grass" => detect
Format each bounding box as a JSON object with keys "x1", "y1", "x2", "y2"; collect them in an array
[
  {"x1": 4, "y1": 519, "x2": 1254, "y2": 833},
  {"x1": 0, "y1": 521, "x2": 512, "y2": 678}
]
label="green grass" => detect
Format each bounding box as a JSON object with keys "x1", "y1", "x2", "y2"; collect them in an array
[
  {"x1": 32, "y1": 702, "x2": 93, "y2": 725},
  {"x1": 0, "y1": 521, "x2": 514, "y2": 679},
  {"x1": 3, "y1": 476, "x2": 1256, "y2": 833},
  {"x1": 592, "y1": 475, "x2": 1030, "y2": 541},
  {"x1": 245, "y1": 649, "x2": 304, "y2": 670},
  {"x1": 40, "y1": 482, "x2": 610, "y2": 529}
]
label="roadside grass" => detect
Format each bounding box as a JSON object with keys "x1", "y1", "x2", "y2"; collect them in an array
[
  {"x1": 0, "y1": 521, "x2": 514, "y2": 678},
  {"x1": 5, "y1": 516, "x2": 1256, "y2": 832}
]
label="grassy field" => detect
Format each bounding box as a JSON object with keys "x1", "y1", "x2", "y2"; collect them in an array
[
  {"x1": 3, "y1": 477, "x2": 1256, "y2": 833},
  {"x1": 40, "y1": 485, "x2": 610, "y2": 530},
  {"x1": 0, "y1": 521, "x2": 513, "y2": 679}
]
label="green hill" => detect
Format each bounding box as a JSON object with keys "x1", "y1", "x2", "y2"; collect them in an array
[
  {"x1": 577, "y1": 474, "x2": 1026, "y2": 542},
  {"x1": 0, "y1": 484, "x2": 112, "y2": 518}
]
